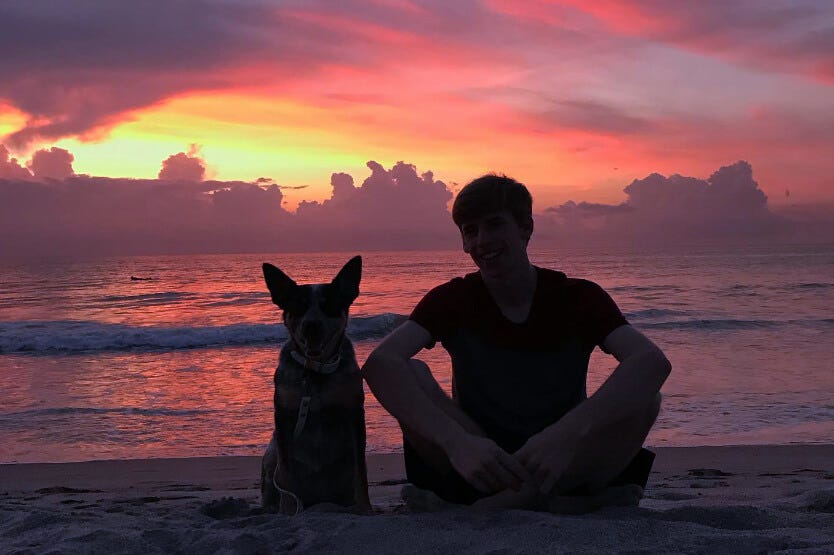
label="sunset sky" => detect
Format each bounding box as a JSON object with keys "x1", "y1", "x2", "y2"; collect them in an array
[
  {"x1": 2, "y1": 0, "x2": 833, "y2": 210},
  {"x1": 2, "y1": 0, "x2": 834, "y2": 261}
]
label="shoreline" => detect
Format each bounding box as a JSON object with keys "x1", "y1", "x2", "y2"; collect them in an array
[
  {"x1": 3, "y1": 440, "x2": 832, "y2": 467},
  {"x1": 2, "y1": 445, "x2": 834, "y2": 553}
]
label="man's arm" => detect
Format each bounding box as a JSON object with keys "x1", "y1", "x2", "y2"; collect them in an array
[
  {"x1": 516, "y1": 324, "x2": 671, "y2": 493},
  {"x1": 363, "y1": 321, "x2": 465, "y2": 450},
  {"x1": 555, "y1": 324, "x2": 671, "y2": 438},
  {"x1": 363, "y1": 321, "x2": 528, "y2": 492}
]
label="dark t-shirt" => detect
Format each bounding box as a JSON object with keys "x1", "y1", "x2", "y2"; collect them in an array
[{"x1": 409, "y1": 266, "x2": 628, "y2": 453}]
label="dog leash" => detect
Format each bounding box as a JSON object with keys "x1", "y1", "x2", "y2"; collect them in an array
[
  {"x1": 272, "y1": 340, "x2": 345, "y2": 515},
  {"x1": 289, "y1": 348, "x2": 342, "y2": 438},
  {"x1": 272, "y1": 460, "x2": 303, "y2": 516}
]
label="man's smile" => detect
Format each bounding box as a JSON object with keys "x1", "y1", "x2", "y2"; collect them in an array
[{"x1": 478, "y1": 248, "x2": 504, "y2": 261}]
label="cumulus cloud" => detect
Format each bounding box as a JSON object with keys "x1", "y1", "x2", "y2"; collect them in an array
[
  {"x1": 0, "y1": 148, "x2": 456, "y2": 258},
  {"x1": 0, "y1": 145, "x2": 32, "y2": 179},
  {"x1": 158, "y1": 145, "x2": 206, "y2": 182},
  {"x1": 27, "y1": 147, "x2": 75, "y2": 180},
  {"x1": 294, "y1": 161, "x2": 455, "y2": 250},
  {"x1": 538, "y1": 161, "x2": 789, "y2": 245},
  {"x1": 2, "y1": 148, "x2": 830, "y2": 259}
]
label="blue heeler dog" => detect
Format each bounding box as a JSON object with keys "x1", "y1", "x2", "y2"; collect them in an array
[{"x1": 261, "y1": 256, "x2": 371, "y2": 514}]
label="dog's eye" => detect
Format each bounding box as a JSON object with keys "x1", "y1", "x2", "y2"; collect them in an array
[
  {"x1": 319, "y1": 298, "x2": 343, "y2": 317},
  {"x1": 319, "y1": 289, "x2": 344, "y2": 317},
  {"x1": 283, "y1": 297, "x2": 309, "y2": 314}
]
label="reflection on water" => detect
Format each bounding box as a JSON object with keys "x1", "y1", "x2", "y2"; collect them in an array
[{"x1": 1, "y1": 245, "x2": 833, "y2": 463}]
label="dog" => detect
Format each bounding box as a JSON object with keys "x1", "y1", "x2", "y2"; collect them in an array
[{"x1": 260, "y1": 256, "x2": 371, "y2": 515}]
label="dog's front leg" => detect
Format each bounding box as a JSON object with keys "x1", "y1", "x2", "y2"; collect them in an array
[
  {"x1": 261, "y1": 432, "x2": 280, "y2": 511},
  {"x1": 354, "y1": 410, "x2": 372, "y2": 514}
]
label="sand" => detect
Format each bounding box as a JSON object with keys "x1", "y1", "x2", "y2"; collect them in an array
[{"x1": 2, "y1": 445, "x2": 834, "y2": 554}]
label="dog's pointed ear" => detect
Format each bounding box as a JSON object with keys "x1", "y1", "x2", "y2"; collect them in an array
[
  {"x1": 263, "y1": 263, "x2": 297, "y2": 309},
  {"x1": 331, "y1": 256, "x2": 362, "y2": 306}
]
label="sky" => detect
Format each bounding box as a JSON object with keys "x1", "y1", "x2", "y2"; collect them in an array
[{"x1": 1, "y1": 0, "x2": 833, "y2": 257}]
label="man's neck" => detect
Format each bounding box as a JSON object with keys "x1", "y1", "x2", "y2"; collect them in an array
[{"x1": 481, "y1": 258, "x2": 537, "y2": 308}]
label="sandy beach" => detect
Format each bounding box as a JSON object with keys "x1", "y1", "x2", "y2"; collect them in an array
[{"x1": 2, "y1": 445, "x2": 834, "y2": 553}]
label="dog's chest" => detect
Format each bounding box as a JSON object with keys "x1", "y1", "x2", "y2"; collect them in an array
[{"x1": 274, "y1": 370, "x2": 364, "y2": 413}]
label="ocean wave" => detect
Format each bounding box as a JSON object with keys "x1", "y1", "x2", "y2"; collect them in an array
[
  {"x1": 2, "y1": 313, "x2": 829, "y2": 353},
  {"x1": 93, "y1": 291, "x2": 274, "y2": 309},
  {"x1": 625, "y1": 308, "x2": 689, "y2": 319},
  {"x1": 640, "y1": 318, "x2": 834, "y2": 331},
  {"x1": 789, "y1": 282, "x2": 833, "y2": 290},
  {"x1": 96, "y1": 291, "x2": 198, "y2": 307},
  {"x1": 0, "y1": 313, "x2": 406, "y2": 354},
  {"x1": 0, "y1": 407, "x2": 215, "y2": 419},
  {"x1": 609, "y1": 285, "x2": 682, "y2": 293},
  {"x1": 200, "y1": 292, "x2": 270, "y2": 308}
]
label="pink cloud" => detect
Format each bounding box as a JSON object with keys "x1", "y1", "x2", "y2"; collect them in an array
[
  {"x1": 554, "y1": 0, "x2": 834, "y2": 83},
  {"x1": 0, "y1": 0, "x2": 601, "y2": 147},
  {"x1": 2, "y1": 146, "x2": 831, "y2": 260},
  {"x1": 158, "y1": 145, "x2": 206, "y2": 182},
  {"x1": 539, "y1": 161, "x2": 796, "y2": 245},
  {"x1": 0, "y1": 147, "x2": 456, "y2": 258},
  {"x1": 0, "y1": 145, "x2": 31, "y2": 179},
  {"x1": 27, "y1": 147, "x2": 75, "y2": 180}
]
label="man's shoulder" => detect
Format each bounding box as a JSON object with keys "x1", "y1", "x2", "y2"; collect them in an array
[
  {"x1": 535, "y1": 267, "x2": 604, "y2": 295},
  {"x1": 424, "y1": 271, "x2": 482, "y2": 297},
  {"x1": 534, "y1": 269, "x2": 619, "y2": 319}
]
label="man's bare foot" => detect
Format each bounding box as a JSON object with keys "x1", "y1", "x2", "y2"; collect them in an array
[
  {"x1": 544, "y1": 484, "x2": 644, "y2": 515},
  {"x1": 401, "y1": 484, "x2": 457, "y2": 512},
  {"x1": 470, "y1": 481, "x2": 542, "y2": 511}
]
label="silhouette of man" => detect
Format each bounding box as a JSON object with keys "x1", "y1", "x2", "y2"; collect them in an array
[{"x1": 363, "y1": 174, "x2": 671, "y2": 511}]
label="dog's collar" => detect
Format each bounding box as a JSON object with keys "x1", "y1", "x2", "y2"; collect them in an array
[{"x1": 290, "y1": 349, "x2": 341, "y2": 374}]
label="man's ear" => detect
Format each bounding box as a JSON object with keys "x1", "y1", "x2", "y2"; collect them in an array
[
  {"x1": 262, "y1": 263, "x2": 297, "y2": 309},
  {"x1": 331, "y1": 256, "x2": 362, "y2": 306},
  {"x1": 522, "y1": 217, "x2": 534, "y2": 244}
]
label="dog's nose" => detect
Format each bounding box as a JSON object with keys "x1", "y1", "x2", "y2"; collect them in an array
[{"x1": 301, "y1": 320, "x2": 324, "y2": 340}]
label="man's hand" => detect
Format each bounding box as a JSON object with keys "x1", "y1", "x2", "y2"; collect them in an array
[
  {"x1": 515, "y1": 427, "x2": 582, "y2": 495},
  {"x1": 444, "y1": 432, "x2": 530, "y2": 494}
]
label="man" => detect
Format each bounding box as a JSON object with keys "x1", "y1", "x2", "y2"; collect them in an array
[{"x1": 363, "y1": 174, "x2": 671, "y2": 511}]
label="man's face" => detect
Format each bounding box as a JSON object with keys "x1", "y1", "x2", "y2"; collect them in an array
[{"x1": 460, "y1": 210, "x2": 531, "y2": 277}]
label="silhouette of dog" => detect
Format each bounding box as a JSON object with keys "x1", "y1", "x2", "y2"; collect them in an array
[{"x1": 260, "y1": 256, "x2": 370, "y2": 514}]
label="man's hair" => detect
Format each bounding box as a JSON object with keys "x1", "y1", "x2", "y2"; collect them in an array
[{"x1": 452, "y1": 174, "x2": 533, "y2": 228}]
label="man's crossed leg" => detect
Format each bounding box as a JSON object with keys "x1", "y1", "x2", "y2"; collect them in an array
[{"x1": 400, "y1": 359, "x2": 660, "y2": 513}]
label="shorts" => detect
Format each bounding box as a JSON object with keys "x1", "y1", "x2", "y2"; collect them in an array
[{"x1": 403, "y1": 437, "x2": 656, "y2": 505}]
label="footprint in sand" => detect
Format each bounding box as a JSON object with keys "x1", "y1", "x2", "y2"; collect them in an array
[
  {"x1": 160, "y1": 484, "x2": 211, "y2": 492},
  {"x1": 689, "y1": 481, "x2": 730, "y2": 488},
  {"x1": 35, "y1": 486, "x2": 103, "y2": 495},
  {"x1": 652, "y1": 491, "x2": 699, "y2": 501},
  {"x1": 687, "y1": 468, "x2": 733, "y2": 478}
]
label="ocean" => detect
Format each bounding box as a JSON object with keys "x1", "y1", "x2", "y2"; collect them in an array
[{"x1": 1, "y1": 244, "x2": 832, "y2": 463}]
